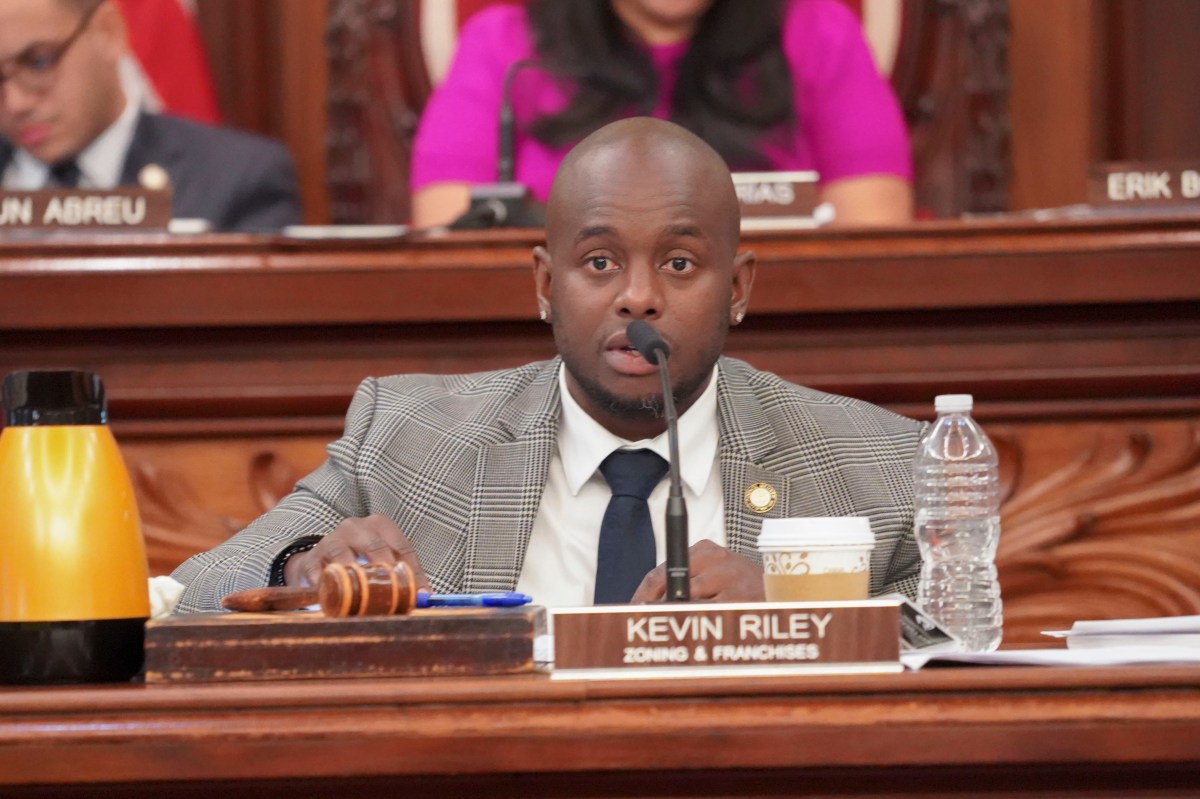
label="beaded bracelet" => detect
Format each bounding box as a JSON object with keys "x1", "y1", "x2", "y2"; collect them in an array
[{"x1": 267, "y1": 535, "x2": 324, "y2": 586}]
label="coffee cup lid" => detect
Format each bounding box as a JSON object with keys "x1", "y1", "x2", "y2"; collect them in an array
[{"x1": 757, "y1": 516, "x2": 875, "y2": 550}]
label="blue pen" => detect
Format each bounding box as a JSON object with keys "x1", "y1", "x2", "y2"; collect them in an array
[{"x1": 416, "y1": 590, "x2": 533, "y2": 608}]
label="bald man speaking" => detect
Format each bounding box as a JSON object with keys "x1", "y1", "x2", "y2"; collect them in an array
[{"x1": 173, "y1": 118, "x2": 924, "y2": 612}]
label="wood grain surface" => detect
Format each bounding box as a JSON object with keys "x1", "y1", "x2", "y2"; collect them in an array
[
  {"x1": 144, "y1": 607, "x2": 545, "y2": 683},
  {"x1": 0, "y1": 666, "x2": 1199, "y2": 796}
]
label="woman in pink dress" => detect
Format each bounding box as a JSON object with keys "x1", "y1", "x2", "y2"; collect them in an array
[{"x1": 411, "y1": 0, "x2": 913, "y2": 227}]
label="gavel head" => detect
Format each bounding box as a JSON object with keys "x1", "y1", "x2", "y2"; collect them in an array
[{"x1": 317, "y1": 561, "x2": 418, "y2": 617}]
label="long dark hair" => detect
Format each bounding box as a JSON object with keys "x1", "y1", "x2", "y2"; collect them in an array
[{"x1": 524, "y1": 0, "x2": 794, "y2": 169}]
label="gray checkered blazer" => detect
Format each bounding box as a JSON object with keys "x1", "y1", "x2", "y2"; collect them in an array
[{"x1": 172, "y1": 357, "x2": 925, "y2": 612}]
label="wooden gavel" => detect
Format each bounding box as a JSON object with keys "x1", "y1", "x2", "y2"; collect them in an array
[{"x1": 221, "y1": 561, "x2": 418, "y2": 617}]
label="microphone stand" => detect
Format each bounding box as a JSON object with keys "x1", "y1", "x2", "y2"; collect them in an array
[
  {"x1": 448, "y1": 59, "x2": 545, "y2": 230},
  {"x1": 655, "y1": 352, "x2": 690, "y2": 602},
  {"x1": 627, "y1": 320, "x2": 690, "y2": 602}
]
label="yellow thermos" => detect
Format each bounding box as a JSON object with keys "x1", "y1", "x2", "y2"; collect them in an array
[{"x1": 0, "y1": 371, "x2": 149, "y2": 683}]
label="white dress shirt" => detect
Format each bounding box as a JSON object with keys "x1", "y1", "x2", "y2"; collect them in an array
[
  {"x1": 2, "y1": 92, "x2": 138, "y2": 190},
  {"x1": 516, "y1": 363, "x2": 727, "y2": 608}
]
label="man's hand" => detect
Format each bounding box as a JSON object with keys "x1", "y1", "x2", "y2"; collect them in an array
[
  {"x1": 282, "y1": 514, "x2": 432, "y2": 591},
  {"x1": 629, "y1": 540, "x2": 765, "y2": 603}
]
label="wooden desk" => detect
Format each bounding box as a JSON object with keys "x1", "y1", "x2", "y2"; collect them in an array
[
  {"x1": 3, "y1": 217, "x2": 1198, "y2": 419},
  {"x1": 2, "y1": 217, "x2": 1199, "y2": 640},
  {"x1": 2, "y1": 666, "x2": 1200, "y2": 797}
]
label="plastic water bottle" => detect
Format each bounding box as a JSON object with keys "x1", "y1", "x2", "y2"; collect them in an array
[{"x1": 913, "y1": 394, "x2": 1003, "y2": 652}]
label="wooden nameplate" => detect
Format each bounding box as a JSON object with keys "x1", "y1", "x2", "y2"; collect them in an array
[
  {"x1": 144, "y1": 606, "x2": 547, "y2": 683},
  {"x1": 551, "y1": 599, "x2": 901, "y2": 680},
  {"x1": 0, "y1": 187, "x2": 172, "y2": 230},
  {"x1": 732, "y1": 171, "x2": 822, "y2": 230},
  {"x1": 1087, "y1": 161, "x2": 1200, "y2": 206}
]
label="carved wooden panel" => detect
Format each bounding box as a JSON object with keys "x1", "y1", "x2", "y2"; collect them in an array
[
  {"x1": 119, "y1": 418, "x2": 1200, "y2": 647},
  {"x1": 326, "y1": 0, "x2": 428, "y2": 224},
  {"x1": 119, "y1": 438, "x2": 330, "y2": 576},
  {"x1": 994, "y1": 420, "x2": 1200, "y2": 643},
  {"x1": 899, "y1": 0, "x2": 1012, "y2": 216}
]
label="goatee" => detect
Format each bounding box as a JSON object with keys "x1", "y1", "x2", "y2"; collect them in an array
[{"x1": 567, "y1": 367, "x2": 710, "y2": 423}]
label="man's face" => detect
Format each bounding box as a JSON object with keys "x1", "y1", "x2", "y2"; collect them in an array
[
  {"x1": 534, "y1": 137, "x2": 754, "y2": 440},
  {"x1": 0, "y1": 0, "x2": 126, "y2": 165}
]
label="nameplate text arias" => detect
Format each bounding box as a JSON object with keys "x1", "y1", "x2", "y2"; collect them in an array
[{"x1": 733, "y1": 171, "x2": 819, "y2": 218}]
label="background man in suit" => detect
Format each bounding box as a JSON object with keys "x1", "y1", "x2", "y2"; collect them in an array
[
  {"x1": 173, "y1": 117, "x2": 924, "y2": 613},
  {"x1": 0, "y1": 0, "x2": 300, "y2": 232}
]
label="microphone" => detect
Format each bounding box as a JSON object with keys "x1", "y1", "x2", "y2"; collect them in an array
[
  {"x1": 497, "y1": 58, "x2": 527, "y2": 183},
  {"x1": 627, "y1": 320, "x2": 690, "y2": 602},
  {"x1": 449, "y1": 59, "x2": 545, "y2": 230}
]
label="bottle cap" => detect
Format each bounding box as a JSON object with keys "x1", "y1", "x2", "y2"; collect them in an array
[
  {"x1": 2, "y1": 370, "x2": 107, "y2": 426},
  {"x1": 934, "y1": 394, "x2": 973, "y2": 414}
]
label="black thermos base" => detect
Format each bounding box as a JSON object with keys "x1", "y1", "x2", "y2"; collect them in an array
[{"x1": 0, "y1": 618, "x2": 146, "y2": 684}]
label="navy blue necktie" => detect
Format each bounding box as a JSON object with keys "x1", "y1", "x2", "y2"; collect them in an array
[
  {"x1": 594, "y1": 449, "x2": 669, "y2": 604},
  {"x1": 47, "y1": 159, "x2": 82, "y2": 188}
]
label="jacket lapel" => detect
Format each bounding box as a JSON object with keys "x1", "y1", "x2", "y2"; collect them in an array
[
  {"x1": 716, "y1": 358, "x2": 822, "y2": 561},
  {"x1": 461, "y1": 360, "x2": 562, "y2": 591},
  {"x1": 119, "y1": 112, "x2": 172, "y2": 186},
  {"x1": 458, "y1": 357, "x2": 831, "y2": 586}
]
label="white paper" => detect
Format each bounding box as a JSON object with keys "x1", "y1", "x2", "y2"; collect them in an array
[
  {"x1": 281, "y1": 224, "x2": 408, "y2": 239},
  {"x1": 1066, "y1": 634, "x2": 1200, "y2": 649},
  {"x1": 1062, "y1": 615, "x2": 1200, "y2": 636},
  {"x1": 1042, "y1": 615, "x2": 1200, "y2": 650},
  {"x1": 902, "y1": 645, "x2": 1200, "y2": 670},
  {"x1": 148, "y1": 575, "x2": 186, "y2": 618}
]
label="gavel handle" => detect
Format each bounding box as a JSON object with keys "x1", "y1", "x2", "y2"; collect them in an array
[{"x1": 221, "y1": 585, "x2": 317, "y2": 612}]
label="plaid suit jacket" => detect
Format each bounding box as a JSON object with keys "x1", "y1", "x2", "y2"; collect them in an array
[{"x1": 173, "y1": 357, "x2": 925, "y2": 613}]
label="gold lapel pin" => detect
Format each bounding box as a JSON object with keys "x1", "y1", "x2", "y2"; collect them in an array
[
  {"x1": 744, "y1": 482, "x2": 777, "y2": 514},
  {"x1": 138, "y1": 164, "x2": 170, "y2": 191}
]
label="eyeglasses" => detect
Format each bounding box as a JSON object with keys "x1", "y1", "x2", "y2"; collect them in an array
[{"x1": 0, "y1": 1, "x2": 104, "y2": 94}]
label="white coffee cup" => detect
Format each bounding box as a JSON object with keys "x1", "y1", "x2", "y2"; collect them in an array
[{"x1": 758, "y1": 517, "x2": 874, "y2": 602}]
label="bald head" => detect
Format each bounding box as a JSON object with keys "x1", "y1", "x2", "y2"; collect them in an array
[
  {"x1": 546, "y1": 117, "x2": 741, "y2": 248},
  {"x1": 531, "y1": 116, "x2": 755, "y2": 441}
]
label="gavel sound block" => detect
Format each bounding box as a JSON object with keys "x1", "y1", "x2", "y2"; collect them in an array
[
  {"x1": 145, "y1": 562, "x2": 546, "y2": 684},
  {"x1": 219, "y1": 561, "x2": 419, "y2": 616}
]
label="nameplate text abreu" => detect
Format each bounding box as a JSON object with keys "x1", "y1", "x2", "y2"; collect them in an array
[{"x1": 0, "y1": 188, "x2": 171, "y2": 230}]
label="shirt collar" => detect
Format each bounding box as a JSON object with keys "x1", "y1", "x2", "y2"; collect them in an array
[
  {"x1": 77, "y1": 92, "x2": 139, "y2": 188},
  {"x1": 557, "y1": 361, "x2": 720, "y2": 497}
]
